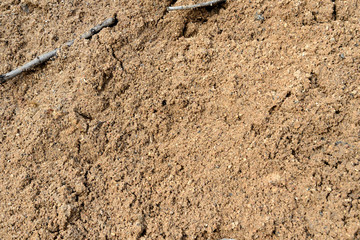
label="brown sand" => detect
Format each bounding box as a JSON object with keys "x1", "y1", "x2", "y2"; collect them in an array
[{"x1": 1, "y1": 0, "x2": 360, "y2": 239}]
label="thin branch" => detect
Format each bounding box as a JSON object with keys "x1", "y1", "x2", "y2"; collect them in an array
[
  {"x1": 167, "y1": 0, "x2": 226, "y2": 11},
  {"x1": 80, "y1": 17, "x2": 117, "y2": 39},
  {"x1": 0, "y1": 16, "x2": 117, "y2": 84}
]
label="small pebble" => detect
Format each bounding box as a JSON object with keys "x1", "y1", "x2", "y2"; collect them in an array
[{"x1": 255, "y1": 13, "x2": 265, "y2": 22}]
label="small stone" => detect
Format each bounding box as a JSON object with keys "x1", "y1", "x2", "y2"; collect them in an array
[
  {"x1": 75, "y1": 181, "x2": 86, "y2": 194},
  {"x1": 231, "y1": 221, "x2": 239, "y2": 229},
  {"x1": 293, "y1": 121, "x2": 301, "y2": 129},
  {"x1": 294, "y1": 70, "x2": 301, "y2": 79},
  {"x1": 255, "y1": 13, "x2": 265, "y2": 22},
  {"x1": 21, "y1": 4, "x2": 29, "y2": 13}
]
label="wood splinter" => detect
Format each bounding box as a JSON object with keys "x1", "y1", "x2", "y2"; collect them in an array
[
  {"x1": 0, "y1": 16, "x2": 117, "y2": 84},
  {"x1": 167, "y1": 0, "x2": 226, "y2": 11}
]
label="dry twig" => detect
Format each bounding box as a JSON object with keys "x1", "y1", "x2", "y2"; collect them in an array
[
  {"x1": 0, "y1": 17, "x2": 117, "y2": 84},
  {"x1": 167, "y1": 0, "x2": 226, "y2": 11}
]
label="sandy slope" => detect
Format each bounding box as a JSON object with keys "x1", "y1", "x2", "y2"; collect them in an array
[{"x1": 1, "y1": 0, "x2": 360, "y2": 239}]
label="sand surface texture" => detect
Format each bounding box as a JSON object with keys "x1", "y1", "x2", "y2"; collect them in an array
[{"x1": 1, "y1": 0, "x2": 360, "y2": 239}]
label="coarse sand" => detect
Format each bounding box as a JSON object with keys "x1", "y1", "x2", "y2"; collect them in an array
[{"x1": 1, "y1": 0, "x2": 360, "y2": 239}]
